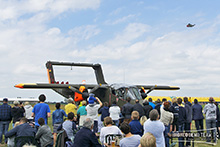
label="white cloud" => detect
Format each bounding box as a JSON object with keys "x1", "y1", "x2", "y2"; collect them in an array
[
  {"x1": 68, "y1": 25, "x2": 100, "y2": 41},
  {"x1": 0, "y1": 0, "x2": 101, "y2": 21}
]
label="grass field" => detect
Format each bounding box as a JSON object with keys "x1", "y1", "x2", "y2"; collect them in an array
[{"x1": 1, "y1": 103, "x2": 220, "y2": 147}]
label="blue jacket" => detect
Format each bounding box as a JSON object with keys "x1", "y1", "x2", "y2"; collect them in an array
[
  {"x1": 149, "y1": 102, "x2": 155, "y2": 109},
  {"x1": 98, "y1": 106, "x2": 110, "y2": 121},
  {"x1": 0, "y1": 103, "x2": 12, "y2": 121},
  {"x1": 192, "y1": 103, "x2": 204, "y2": 120},
  {"x1": 5, "y1": 123, "x2": 36, "y2": 147},
  {"x1": 52, "y1": 109, "x2": 67, "y2": 125},
  {"x1": 129, "y1": 119, "x2": 143, "y2": 136},
  {"x1": 73, "y1": 127, "x2": 101, "y2": 147}
]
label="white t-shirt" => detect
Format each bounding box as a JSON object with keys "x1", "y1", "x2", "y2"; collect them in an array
[
  {"x1": 109, "y1": 106, "x2": 121, "y2": 120},
  {"x1": 86, "y1": 104, "x2": 101, "y2": 121},
  {"x1": 100, "y1": 125, "x2": 122, "y2": 145}
]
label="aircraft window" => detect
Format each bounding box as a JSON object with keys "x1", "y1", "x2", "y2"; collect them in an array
[{"x1": 129, "y1": 87, "x2": 142, "y2": 100}]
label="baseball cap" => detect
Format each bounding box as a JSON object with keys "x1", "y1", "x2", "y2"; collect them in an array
[{"x1": 3, "y1": 98, "x2": 8, "y2": 102}]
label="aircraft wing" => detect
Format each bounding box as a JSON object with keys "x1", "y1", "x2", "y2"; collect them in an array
[
  {"x1": 135, "y1": 85, "x2": 180, "y2": 90},
  {"x1": 15, "y1": 83, "x2": 98, "y2": 89},
  {"x1": 14, "y1": 83, "x2": 99, "y2": 98}
]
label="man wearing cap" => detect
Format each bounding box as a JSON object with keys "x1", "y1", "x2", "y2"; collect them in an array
[
  {"x1": 0, "y1": 98, "x2": 12, "y2": 144},
  {"x1": 65, "y1": 98, "x2": 77, "y2": 116},
  {"x1": 86, "y1": 95, "x2": 102, "y2": 133},
  {"x1": 204, "y1": 97, "x2": 217, "y2": 143}
]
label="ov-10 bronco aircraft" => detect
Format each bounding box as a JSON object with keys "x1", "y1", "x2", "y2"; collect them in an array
[{"x1": 15, "y1": 61, "x2": 180, "y2": 106}]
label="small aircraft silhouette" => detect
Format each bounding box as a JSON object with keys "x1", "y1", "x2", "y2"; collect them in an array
[
  {"x1": 186, "y1": 23, "x2": 195, "y2": 27},
  {"x1": 15, "y1": 61, "x2": 180, "y2": 105}
]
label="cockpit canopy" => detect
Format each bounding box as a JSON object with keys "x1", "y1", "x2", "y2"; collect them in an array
[{"x1": 110, "y1": 83, "x2": 142, "y2": 100}]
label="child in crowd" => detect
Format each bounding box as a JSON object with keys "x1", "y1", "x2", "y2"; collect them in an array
[
  {"x1": 57, "y1": 112, "x2": 77, "y2": 142},
  {"x1": 129, "y1": 111, "x2": 143, "y2": 136},
  {"x1": 52, "y1": 103, "x2": 67, "y2": 145},
  {"x1": 139, "y1": 116, "x2": 147, "y2": 126},
  {"x1": 35, "y1": 118, "x2": 53, "y2": 147}
]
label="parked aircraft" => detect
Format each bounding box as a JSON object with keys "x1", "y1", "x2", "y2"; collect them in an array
[{"x1": 15, "y1": 61, "x2": 180, "y2": 105}]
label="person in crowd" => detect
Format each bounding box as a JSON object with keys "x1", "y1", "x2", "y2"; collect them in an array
[
  {"x1": 133, "y1": 100, "x2": 145, "y2": 118},
  {"x1": 177, "y1": 98, "x2": 186, "y2": 147},
  {"x1": 139, "y1": 116, "x2": 147, "y2": 126},
  {"x1": 86, "y1": 96, "x2": 103, "y2": 134},
  {"x1": 214, "y1": 102, "x2": 220, "y2": 138},
  {"x1": 52, "y1": 103, "x2": 67, "y2": 145},
  {"x1": 138, "y1": 132, "x2": 156, "y2": 147},
  {"x1": 65, "y1": 98, "x2": 77, "y2": 117},
  {"x1": 109, "y1": 101, "x2": 121, "y2": 126},
  {"x1": 77, "y1": 100, "x2": 87, "y2": 126},
  {"x1": 143, "y1": 100, "x2": 152, "y2": 118},
  {"x1": 155, "y1": 99, "x2": 162, "y2": 116},
  {"x1": 35, "y1": 118, "x2": 53, "y2": 147},
  {"x1": 57, "y1": 112, "x2": 76, "y2": 141},
  {"x1": 129, "y1": 111, "x2": 143, "y2": 136},
  {"x1": 169, "y1": 97, "x2": 179, "y2": 132},
  {"x1": 24, "y1": 102, "x2": 34, "y2": 122},
  {"x1": 183, "y1": 97, "x2": 192, "y2": 147},
  {"x1": 5, "y1": 117, "x2": 36, "y2": 147},
  {"x1": 99, "y1": 116, "x2": 122, "y2": 145},
  {"x1": 73, "y1": 118, "x2": 102, "y2": 147},
  {"x1": 7, "y1": 122, "x2": 19, "y2": 147},
  {"x1": 0, "y1": 98, "x2": 12, "y2": 144},
  {"x1": 148, "y1": 98, "x2": 155, "y2": 109},
  {"x1": 32, "y1": 94, "x2": 51, "y2": 129},
  {"x1": 98, "y1": 102, "x2": 110, "y2": 122},
  {"x1": 160, "y1": 101, "x2": 173, "y2": 147},
  {"x1": 11, "y1": 100, "x2": 25, "y2": 127},
  {"x1": 119, "y1": 122, "x2": 141, "y2": 147},
  {"x1": 192, "y1": 99, "x2": 204, "y2": 134},
  {"x1": 122, "y1": 97, "x2": 133, "y2": 121},
  {"x1": 143, "y1": 109, "x2": 165, "y2": 147},
  {"x1": 204, "y1": 97, "x2": 217, "y2": 143}
]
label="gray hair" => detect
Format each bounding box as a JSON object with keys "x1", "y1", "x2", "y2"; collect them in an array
[
  {"x1": 83, "y1": 118, "x2": 94, "y2": 128},
  {"x1": 68, "y1": 98, "x2": 73, "y2": 103},
  {"x1": 149, "y1": 109, "x2": 159, "y2": 121}
]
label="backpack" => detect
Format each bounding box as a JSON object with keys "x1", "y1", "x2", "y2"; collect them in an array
[{"x1": 172, "y1": 105, "x2": 179, "y2": 119}]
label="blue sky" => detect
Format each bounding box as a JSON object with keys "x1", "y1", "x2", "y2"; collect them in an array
[{"x1": 1, "y1": 0, "x2": 220, "y2": 101}]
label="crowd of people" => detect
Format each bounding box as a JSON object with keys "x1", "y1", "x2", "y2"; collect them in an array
[{"x1": 0, "y1": 94, "x2": 219, "y2": 147}]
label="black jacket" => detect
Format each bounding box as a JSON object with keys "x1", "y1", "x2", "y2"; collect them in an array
[
  {"x1": 143, "y1": 104, "x2": 153, "y2": 118},
  {"x1": 73, "y1": 127, "x2": 101, "y2": 147},
  {"x1": 133, "y1": 103, "x2": 145, "y2": 118},
  {"x1": 178, "y1": 106, "x2": 187, "y2": 125},
  {"x1": 11, "y1": 106, "x2": 25, "y2": 123},
  {"x1": 122, "y1": 102, "x2": 133, "y2": 119}
]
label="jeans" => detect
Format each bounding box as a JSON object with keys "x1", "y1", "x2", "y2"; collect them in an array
[
  {"x1": 185, "y1": 122, "x2": 191, "y2": 146},
  {"x1": 164, "y1": 125, "x2": 170, "y2": 147},
  {"x1": 195, "y1": 119, "x2": 204, "y2": 134},
  {"x1": 0, "y1": 121, "x2": 10, "y2": 143},
  {"x1": 93, "y1": 120, "x2": 98, "y2": 133},
  {"x1": 178, "y1": 124, "x2": 185, "y2": 147},
  {"x1": 206, "y1": 119, "x2": 216, "y2": 142}
]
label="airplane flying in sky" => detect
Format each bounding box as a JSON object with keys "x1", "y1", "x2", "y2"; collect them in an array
[
  {"x1": 186, "y1": 23, "x2": 195, "y2": 27},
  {"x1": 15, "y1": 61, "x2": 180, "y2": 105}
]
